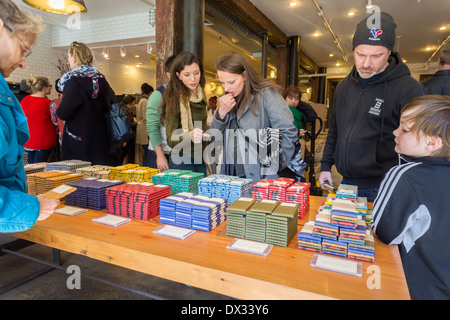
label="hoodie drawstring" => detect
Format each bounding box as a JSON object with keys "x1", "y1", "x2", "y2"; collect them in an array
[{"x1": 379, "y1": 80, "x2": 388, "y2": 144}]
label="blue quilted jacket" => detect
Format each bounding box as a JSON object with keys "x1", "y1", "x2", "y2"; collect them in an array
[{"x1": 0, "y1": 74, "x2": 40, "y2": 233}]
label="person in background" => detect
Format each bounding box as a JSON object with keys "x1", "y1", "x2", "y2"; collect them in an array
[
  {"x1": 372, "y1": 95, "x2": 450, "y2": 300},
  {"x1": 146, "y1": 55, "x2": 176, "y2": 171},
  {"x1": 423, "y1": 44, "x2": 450, "y2": 95},
  {"x1": 282, "y1": 86, "x2": 317, "y2": 138},
  {"x1": 160, "y1": 52, "x2": 208, "y2": 175},
  {"x1": 20, "y1": 76, "x2": 57, "y2": 163},
  {"x1": 120, "y1": 94, "x2": 137, "y2": 164},
  {"x1": 15, "y1": 78, "x2": 31, "y2": 102},
  {"x1": 136, "y1": 83, "x2": 153, "y2": 166},
  {"x1": 56, "y1": 41, "x2": 111, "y2": 165},
  {"x1": 211, "y1": 52, "x2": 298, "y2": 183},
  {"x1": 49, "y1": 78, "x2": 64, "y2": 160},
  {"x1": 318, "y1": 12, "x2": 425, "y2": 202},
  {"x1": 206, "y1": 96, "x2": 217, "y2": 127},
  {"x1": 0, "y1": 0, "x2": 59, "y2": 232},
  {"x1": 205, "y1": 95, "x2": 218, "y2": 175}
]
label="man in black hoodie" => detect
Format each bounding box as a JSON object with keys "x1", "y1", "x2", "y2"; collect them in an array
[{"x1": 319, "y1": 11, "x2": 425, "y2": 202}]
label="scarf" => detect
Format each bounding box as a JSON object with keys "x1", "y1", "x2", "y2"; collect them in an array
[
  {"x1": 57, "y1": 65, "x2": 105, "y2": 99},
  {"x1": 179, "y1": 86, "x2": 205, "y2": 132}
]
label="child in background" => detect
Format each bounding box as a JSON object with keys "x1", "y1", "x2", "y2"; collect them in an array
[{"x1": 372, "y1": 95, "x2": 450, "y2": 300}]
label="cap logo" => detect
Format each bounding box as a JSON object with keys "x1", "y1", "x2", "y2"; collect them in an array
[{"x1": 370, "y1": 28, "x2": 383, "y2": 40}]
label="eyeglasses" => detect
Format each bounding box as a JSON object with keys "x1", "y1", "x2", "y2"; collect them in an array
[
  {"x1": 4, "y1": 24, "x2": 33, "y2": 58},
  {"x1": 16, "y1": 35, "x2": 32, "y2": 58}
]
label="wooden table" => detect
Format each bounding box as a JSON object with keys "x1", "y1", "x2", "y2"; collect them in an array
[{"x1": 11, "y1": 196, "x2": 410, "y2": 300}]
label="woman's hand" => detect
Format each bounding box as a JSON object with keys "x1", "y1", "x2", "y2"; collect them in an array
[
  {"x1": 36, "y1": 194, "x2": 60, "y2": 221},
  {"x1": 189, "y1": 128, "x2": 207, "y2": 144},
  {"x1": 218, "y1": 93, "x2": 236, "y2": 119}
]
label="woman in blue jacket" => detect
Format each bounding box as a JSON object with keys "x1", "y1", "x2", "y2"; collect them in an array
[{"x1": 0, "y1": 0, "x2": 59, "y2": 233}]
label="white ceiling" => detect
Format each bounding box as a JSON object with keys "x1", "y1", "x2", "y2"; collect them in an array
[
  {"x1": 13, "y1": 0, "x2": 450, "y2": 76},
  {"x1": 250, "y1": 0, "x2": 450, "y2": 70}
]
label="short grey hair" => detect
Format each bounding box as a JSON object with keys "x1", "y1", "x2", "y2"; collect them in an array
[{"x1": 0, "y1": 0, "x2": 42, "y2": 42}]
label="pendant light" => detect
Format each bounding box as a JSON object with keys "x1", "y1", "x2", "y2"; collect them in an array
[{"x1": 22, "y1": 0, "x2": 87, "y2": 15}]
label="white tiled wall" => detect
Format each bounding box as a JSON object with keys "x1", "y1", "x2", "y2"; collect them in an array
[
  {"x1": 6, "y1": 12, "x2": 157, "y2": 98},
  {"x1": 52, "y1": 12, "x2": 153, "y2": 47}
]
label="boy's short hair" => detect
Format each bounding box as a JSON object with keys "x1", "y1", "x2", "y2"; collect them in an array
[{"x1": 401, "y1": 95, "x2": 450, "y2": 161}]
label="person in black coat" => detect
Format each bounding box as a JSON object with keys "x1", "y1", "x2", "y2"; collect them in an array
[
  {"x1": 56, "y1": 41, "x2": 111, "y2": 165},
  {"x1": 15, "y1": 79, "x2": 31, "y2": 102},
  {"x1": 422, "y1": 44, "x2": 450, "y2": 95}
]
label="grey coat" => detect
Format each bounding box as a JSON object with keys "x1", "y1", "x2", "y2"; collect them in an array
[{"x1": 210, "y1": 88, "x2": 298, "y2": 182}]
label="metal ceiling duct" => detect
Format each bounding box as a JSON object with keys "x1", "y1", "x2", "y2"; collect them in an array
[{"x1": 204, "y1": 0, "x2": 274, "y2": 57}]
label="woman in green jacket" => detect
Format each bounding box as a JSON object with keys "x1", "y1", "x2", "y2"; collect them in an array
[{"x1": 160, "y1": 52, "x2": 208, "y2": 175}]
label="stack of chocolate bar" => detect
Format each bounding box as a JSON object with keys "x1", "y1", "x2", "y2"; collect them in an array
[
  {"x1": 285, "y1": 182, "x2": 310, "y2": 219},
  {"x1": 106, "y1": 183, "x2": 171, "y2": 221},
  {"x1": 225, "y1": 197, "x2": 256, "y2": 238},
  {"x1": 268, "y1": 178, "x2": 295, "y2": 202},
  {"x1": 266, "y1": 202, "x2": 299, "y2": 247},
  {"x1": 65, "y1": 178, "x2": 125, "y2": 210},
  {"x1": 298, "y1": 221, "x2": 322, "y2": 252},
  {"x1": 336, "y1": 184, "x2": 358, "y2": 201},
  {"x1": 252, "y1": 179, "x2": 274, "y2": 200},
  {"x1": 191, "y1": 196, "x2": 227, "y2": 231},
  {"x1": 159, "y1": 193, "x2": 195, "y2": 225},
  {"x1": 347, "y1": 230, "x2": 375, "y2": 262},
  {"x1": 245, "y1": 200, "x2": 277, "y2": 242},
  {"x1": 330, "y1": 198, "x2": 359, "y2": 229},
  {"x1": 313, "y1": 211, "x2": 339, "y2": 240}
]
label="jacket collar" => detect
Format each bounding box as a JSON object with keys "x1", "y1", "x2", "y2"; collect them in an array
[{"x1": 399, "y1": 154, "x2": 450, "y2": 166}]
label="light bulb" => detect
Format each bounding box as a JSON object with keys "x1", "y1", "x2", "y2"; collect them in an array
[
  {"x1": 103, "y1": 47, "x2": 109, "y2": 59},
  {"x1": 50, "y1": 0, "x2": 64, "y2": 10}
]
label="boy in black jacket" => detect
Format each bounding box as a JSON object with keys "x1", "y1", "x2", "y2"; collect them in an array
[{"x1": 372, "y1": 95, "x2": 450, "y2": 300}]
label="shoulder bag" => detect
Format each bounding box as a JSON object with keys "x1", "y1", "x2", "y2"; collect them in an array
[{"x1": 105, "y1": 85, "x2": 133, "y2": 150}]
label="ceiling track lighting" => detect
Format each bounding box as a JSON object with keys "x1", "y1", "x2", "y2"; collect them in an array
[
  {"x1": 147, "y1": 43, "x2": 153, "y2": 54},
  {"x1": 89, "y1": 41, "x2": 156, "y2": 60},
  {"x1": 310, "y1": 0, "x2": 349, "y2": 65},
  {"x1": 120, "y1": 46, "x2": 126, "y2": 57},
  {"x1": 427, "y1": 34, "x2": 450, "y2": 64},
  {"x1": 22, "y1": 0, "x2": 87, "y2": 15},
  {"x1": 102, "y1": 47, "x2": 109, "y2": 60}
]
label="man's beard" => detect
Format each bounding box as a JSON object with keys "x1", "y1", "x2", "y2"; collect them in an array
[{"x1": 357, "y1": 68, "x2": 378, "y2": 79}]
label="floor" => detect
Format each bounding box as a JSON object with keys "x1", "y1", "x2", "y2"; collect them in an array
[{"x1": 0, "y1": 234, "x2": 234, "y2": 300}]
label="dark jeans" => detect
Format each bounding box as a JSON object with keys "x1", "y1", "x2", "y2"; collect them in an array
[
  {"x1": 26, "y1": 149, "x2": 53, "y2": 164},
  {"x1": 142, "y1": 145, "x2": 151, "y2": 167},
  {"x1": 145, "y1": 149, "x2": 170, "y2": 169},
  {"x1": 341, "y1": 178, "x2": 379, "y2": 203}
]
